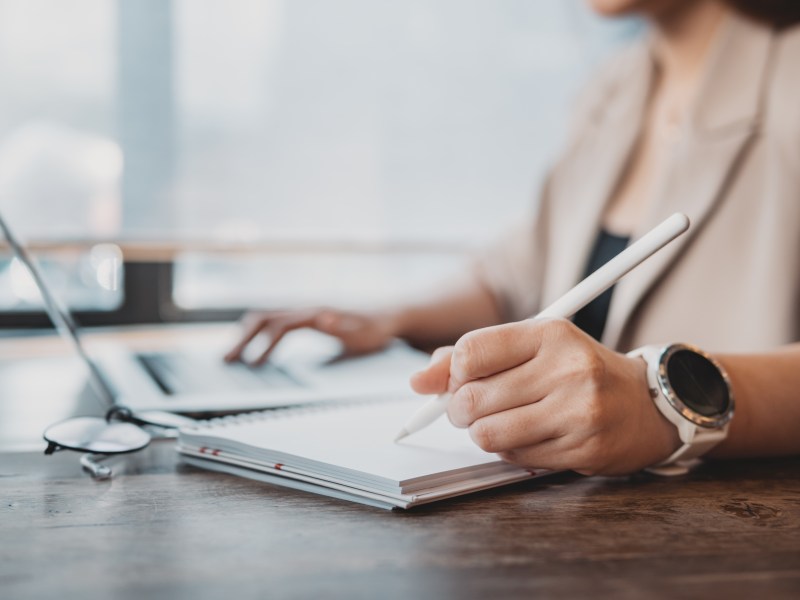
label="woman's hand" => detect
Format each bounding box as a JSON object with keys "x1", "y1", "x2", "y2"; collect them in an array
[
  {"x1": 224, "y1": 308, "x2": 397, "y2": 365},
  {"x1": 411, "y1": 318, "x2": 681, "y2": 475}
]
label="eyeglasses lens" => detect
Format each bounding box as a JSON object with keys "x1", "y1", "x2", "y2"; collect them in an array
[{"x1": 43, "y1": 417, "x2": 152, "y2": 454}]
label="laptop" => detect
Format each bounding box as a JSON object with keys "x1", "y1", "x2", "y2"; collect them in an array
[{"x1": 0, "y1": 212, "x2": 429, "y2": 414}]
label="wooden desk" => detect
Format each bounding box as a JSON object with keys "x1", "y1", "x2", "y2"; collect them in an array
[
  {"x1": 1, "y1": 328, "x2": 799, "y2": 599},
  {"x1": 3, "y1": 447, "x2": 800, "y2": 598}
]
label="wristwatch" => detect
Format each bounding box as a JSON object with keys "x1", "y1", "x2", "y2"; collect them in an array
[{"x1": 627, "y1": 343, "x2": 734, "y2": 475}]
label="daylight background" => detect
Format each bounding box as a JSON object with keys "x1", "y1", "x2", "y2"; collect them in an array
[{"x1": 0, "y1": 0, "x2": 637, "y2": 312}]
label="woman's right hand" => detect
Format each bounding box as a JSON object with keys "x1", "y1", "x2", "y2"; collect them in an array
[{"x1": 223, "y1": 308, "x2": 398, "y2": 365}]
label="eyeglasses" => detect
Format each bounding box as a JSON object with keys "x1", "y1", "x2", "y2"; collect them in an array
[
  {"x1": 43, "y1": 406, "x2": 196, "y2": 479},
  {"x1": 0, "y1": 209, "x2": 198, "y2": 479}
]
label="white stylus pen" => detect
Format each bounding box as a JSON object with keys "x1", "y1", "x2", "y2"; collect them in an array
[{"x1": 394, "y1": 212, "x2": 691, "y2": 443}]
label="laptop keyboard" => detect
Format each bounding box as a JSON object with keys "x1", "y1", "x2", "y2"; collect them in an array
[{"x1": 136, "y1": 352, "x2": 302, "y2": 396}]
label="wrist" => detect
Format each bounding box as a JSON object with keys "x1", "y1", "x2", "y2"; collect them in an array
[
  {"x1": 627, "y1": 355, "x2": 682, "y2": 467},
  {"x1": 378, "y1": 304, "x2": 438, "y2": 347}
]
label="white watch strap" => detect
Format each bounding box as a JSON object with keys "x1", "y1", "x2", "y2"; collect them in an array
[
  {"x1": 656, "y1": 427, "x2": 727, "y2": 465},
  {"x1": 628, "y1": 344, "x2": 730, "y2": 476}
]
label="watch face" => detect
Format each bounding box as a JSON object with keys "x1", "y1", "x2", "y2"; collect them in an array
[{"x1": 666, "y1": 349, "x2": 731, "y2": 418}]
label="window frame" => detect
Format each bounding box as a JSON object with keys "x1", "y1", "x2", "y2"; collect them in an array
[{"x1": 0, "y1": 259, "x2": 241, "y2": 330}]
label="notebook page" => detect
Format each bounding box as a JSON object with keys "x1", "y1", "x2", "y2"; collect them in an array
[{"x1": 184, "y1": 398, "x2": 512, "y2": 486}]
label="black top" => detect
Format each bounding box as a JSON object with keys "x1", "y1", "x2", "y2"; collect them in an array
[{"x1": 572, "y1": 230, "x2": 630, "y2": 342}]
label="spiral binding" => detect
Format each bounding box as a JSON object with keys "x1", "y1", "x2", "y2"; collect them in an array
[{"x1": 184, "y1": 395, "x2": 412, "y2": 431}]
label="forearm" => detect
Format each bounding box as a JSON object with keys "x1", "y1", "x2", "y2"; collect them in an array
[
  {"x1": 709, "y1": 344, "x2": 800, "y2": 458},
  {"x1": 384, "y1": 277, "x2": 504, "y2": 350}
]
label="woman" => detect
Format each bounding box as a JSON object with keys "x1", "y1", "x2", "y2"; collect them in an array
[{"x1": 227, "y1": 0, "x2": 800, "y2": 475}]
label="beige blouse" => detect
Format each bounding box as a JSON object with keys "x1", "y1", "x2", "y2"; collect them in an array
[{"x1": 473, "y1": 12, "x2": 800, "y2": 354}]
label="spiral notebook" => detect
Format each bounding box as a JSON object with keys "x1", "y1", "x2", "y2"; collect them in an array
[{"x1": 177, "y1": 397, "x2": 551, "y2": 509}]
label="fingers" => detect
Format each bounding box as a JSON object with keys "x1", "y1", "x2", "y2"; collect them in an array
[
  {"x1": 465, "y1": 398, "x2": 567, "y2": 454},
  {"x1": 409, "y1": 346, "x2": 454, "y2": 395},
  {"x1": 313, "y1": 312, "x2": 385, "y2": 356},
  {"x1": 225, "y1": 311, "x2": 317, "y2": 364},
  {"x1": 250, "y1": 324, "x2": 290, "y2": 365},
  {"x1": 224, "y1": 314, "x2": 275, "y2": 363},
  {"x1": 497, "y1": 437, "x2": 574, "y2": 473},
  {"x1": 459, "y1": 389, "x2": 598, "y2": 473},
  {"x1": 225, "y1": 307, "x2": 394, "y2": 365},
  {"x1": 250, "y1": 314, "x2": 321, "y2": 365},
  {"x1": 315, "y1": 311, "x2": 364, "y2": 334},
  {"x1": 447, "y1": 359, "x2": 554, "y2": 428},
  {"x1": 313, "y1": 311, "x2": 354, "y2": 335},
  {"x1": 448, "y1": 319, "x2": 566, "y2": 388},
  {"x1": 446, "y1": 321, "x2": 591, "y2": 428}
]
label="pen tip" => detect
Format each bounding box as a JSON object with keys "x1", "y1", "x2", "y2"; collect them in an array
[{"x1": 393, "y1": 429, "x2": 409, "y2": 443}]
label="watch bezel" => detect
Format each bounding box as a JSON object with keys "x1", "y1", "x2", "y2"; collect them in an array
[{"x1": 654, "y1": 343, "x2": 735, "y2": 429}]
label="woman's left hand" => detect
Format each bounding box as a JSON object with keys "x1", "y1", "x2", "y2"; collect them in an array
[{"x1": 410, "y1": 318, "x2": 680, "y2": 475}]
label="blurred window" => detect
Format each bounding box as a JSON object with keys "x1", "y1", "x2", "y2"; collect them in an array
[{"x1": 0, "y1": 0, "x2": 636, "y2": 314}]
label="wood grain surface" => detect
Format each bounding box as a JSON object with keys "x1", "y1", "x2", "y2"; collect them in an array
[{"x1": 2, "y1": 442, "x2": 799, "y2": 600}]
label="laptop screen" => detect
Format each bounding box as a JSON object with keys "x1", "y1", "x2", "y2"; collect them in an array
[{"x1": 0, "y1": 210, "x2": 116, "y2": 407}]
